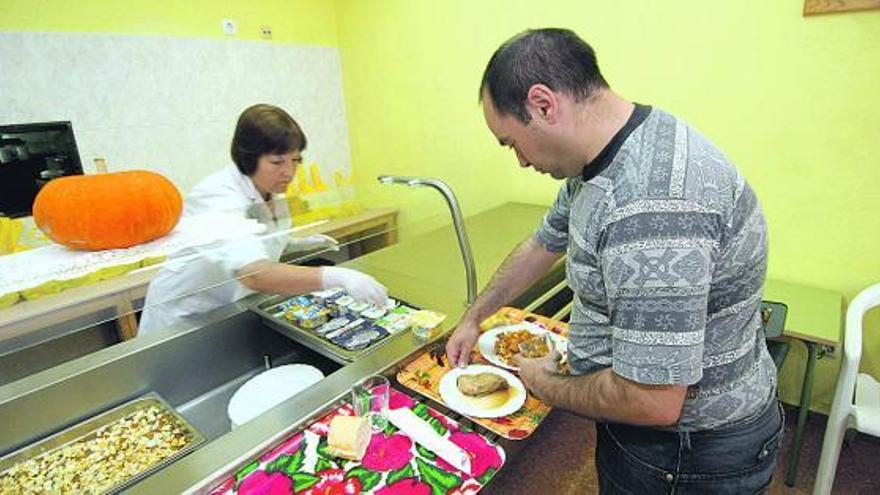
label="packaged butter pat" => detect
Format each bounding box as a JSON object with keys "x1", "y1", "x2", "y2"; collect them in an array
[
  {"x1": 335, "y1": 295, "x2": 355, "y2": 308},
  {"x1": 361, "y1": 305, "x2": 387, "y2": 319},
  {"x1": 326, "y1": 415, "x2": 370, "y2": 461},
  {"x1": 374, "y1": 306, "x2": 416, "y2": 334},
  {"x1": 410, "y1": 310, "x2": 446, "y2": 340},
  {"x1": 348, "y1": 301, "x2": 370, "y2": 314},
  {"x1": 282, "y1": 306, "x2": 306, "y2": 322},
  {"x1": 276, "y1": 295, "x2": 312, "y2": 313},
  {"x1": 296, "y1": 307, "x2": 330, "y2": 329}
]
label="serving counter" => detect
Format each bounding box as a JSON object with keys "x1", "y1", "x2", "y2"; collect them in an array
[{"x1": 0, "y1": 202, "x2": 566, "y2": 493}]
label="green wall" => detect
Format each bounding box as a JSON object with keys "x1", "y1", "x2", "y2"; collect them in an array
[
  {"x1": 2, "y1": 0, "x2": 878, "y2": 412},
  {"x1": 0, "y1": 0, "x2": 339, "y2": 46},
  {"x1": 336, "y1": 0, "x2": 880, "y2": 412}
]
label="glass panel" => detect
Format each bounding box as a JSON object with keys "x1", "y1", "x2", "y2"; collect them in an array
[{"x1": 0, "y1": 198, "x2": 480, "y2": 383}]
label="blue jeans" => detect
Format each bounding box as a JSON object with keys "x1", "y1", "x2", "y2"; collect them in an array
[{"x1": 595, "y1": 399, "x2": 784, "y2": 494}]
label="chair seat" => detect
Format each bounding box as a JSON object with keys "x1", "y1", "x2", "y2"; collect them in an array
[{"x1": 854, "y1": 373, "x2": 880, "y2": 437}]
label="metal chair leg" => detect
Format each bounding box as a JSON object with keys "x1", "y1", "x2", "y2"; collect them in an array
[{"x1": 786, "y1": 340, "x2": 818, "y2": 486}]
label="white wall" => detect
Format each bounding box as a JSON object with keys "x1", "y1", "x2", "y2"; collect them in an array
[{"x1": 0, "y1": 31, "x2": 352, "y2": 194}]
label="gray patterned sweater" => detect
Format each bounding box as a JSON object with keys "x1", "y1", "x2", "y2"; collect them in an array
[{"x1": 535, "y1": 106, "x2": 776, "y2": 430}]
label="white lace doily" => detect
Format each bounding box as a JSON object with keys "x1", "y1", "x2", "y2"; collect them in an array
[{"x1": 0, "y1": 213, "x2": 266, "y2": 295}]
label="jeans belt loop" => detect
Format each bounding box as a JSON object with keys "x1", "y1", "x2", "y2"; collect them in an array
[{"x1": 680, "y1": 430, "x2": 692, "y2": 452}]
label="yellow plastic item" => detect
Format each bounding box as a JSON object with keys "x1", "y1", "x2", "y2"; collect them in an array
[
  {"x1": 309, "y1": 163, "x2": 329, "y2": 192},
  {"x1": 0, "y1": 291, "x2": 20, "y2": 309},
  {"x1": 285, "y1": 162, "x2": 362, "y2": 225},
  {"x1": 0, "y1": 217, "x2": 25, "y2": 255},
  {"x1": 410, "y1": 310, "x2": 447, "y2": 340}
]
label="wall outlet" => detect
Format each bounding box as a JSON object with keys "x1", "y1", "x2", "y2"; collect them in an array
[
  {"x1": 260, "y1": 26, "x2": 273, "y2": 39},
  {"x1": 221, "y1": 19, "x2": 236, "y2": 36}
]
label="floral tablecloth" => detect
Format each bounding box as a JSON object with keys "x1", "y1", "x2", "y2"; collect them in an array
[
  {"x1": 397, "y1": 307, "x2": 569, "y2": 440},
  {"x1": 210, "y1": 388, "x2": 505, "y2": 495}
]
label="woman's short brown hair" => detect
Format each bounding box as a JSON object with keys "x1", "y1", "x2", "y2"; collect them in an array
[{"x1": 230, "y1": 104, "x2": 307, "y2": 176}]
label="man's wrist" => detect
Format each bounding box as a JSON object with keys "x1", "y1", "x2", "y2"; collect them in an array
[
  {"x1": 526, "y1": 366, "x2": 554, "y2": 404},
  {"x1": 455, "y1": 316, "x2": 479, "y2": 334}
]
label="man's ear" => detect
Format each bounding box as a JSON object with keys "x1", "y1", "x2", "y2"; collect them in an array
[{"x1": 525, "y1": 84, "x2": 558, "y2": 123}]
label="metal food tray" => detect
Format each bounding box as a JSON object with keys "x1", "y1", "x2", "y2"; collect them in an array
[
  {"x1": 251, "y1": 293, "x2": 420, "y2": 364},
  {"x1": 0, "y1": 392, "x2": 205, "y2": 494}
]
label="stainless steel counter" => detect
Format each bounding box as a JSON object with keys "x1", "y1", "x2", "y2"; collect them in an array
[{"x1": 0, "y1": 202, "x2": 566, "y2": 493}]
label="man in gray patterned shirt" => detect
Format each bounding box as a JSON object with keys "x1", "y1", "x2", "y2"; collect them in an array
[{"x1": 447, "y1": 28, "x2": 783, "y2": 493}]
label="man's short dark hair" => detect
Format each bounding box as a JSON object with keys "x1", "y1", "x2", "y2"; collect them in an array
[
  {"x1": 480, "y1": 28, "x2": 609, "y2": 123},
  {"x1": 231, "y1": 104, "x2": 307, "y2": 176}
]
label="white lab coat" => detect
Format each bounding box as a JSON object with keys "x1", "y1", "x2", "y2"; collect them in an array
[{"x1": 139, "y1": 165, "x2": 291, "y2": 336}]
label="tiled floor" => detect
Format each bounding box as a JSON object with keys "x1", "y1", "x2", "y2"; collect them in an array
[{"x1": 485, "y1": 405, "x2": 880, "y2": 494}]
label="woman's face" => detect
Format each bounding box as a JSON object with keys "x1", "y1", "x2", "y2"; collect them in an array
[{"x1": 251, "y1": 151, "x2": 302, "y2": 197}]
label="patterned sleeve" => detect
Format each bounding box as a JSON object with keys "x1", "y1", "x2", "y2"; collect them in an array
[
  {"x1": 534, "y1": 180, "x2": 576, "y2": 252},
  {"x1": 599, "y1": 200, "x2": 721, "y2": 385}
]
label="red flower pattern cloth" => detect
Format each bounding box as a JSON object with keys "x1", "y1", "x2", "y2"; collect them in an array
[{"x1": 212, "y1": 389, "x2": 504, "y2": 495}]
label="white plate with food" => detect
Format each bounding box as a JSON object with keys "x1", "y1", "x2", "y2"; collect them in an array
[
  {"x1": 477, "y1": 323, "x2": 568, "y2": 371},
  {"x1": 438, "y1": 364, "x2": 527, "y2": 418}
]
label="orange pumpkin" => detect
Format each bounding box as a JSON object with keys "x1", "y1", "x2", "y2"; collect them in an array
[{"x1": 33, "y1": 171, "x2": 183, "y2": 251}]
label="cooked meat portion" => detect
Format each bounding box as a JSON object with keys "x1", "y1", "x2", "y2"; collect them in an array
[
  {"x1": 457, "y1": 372, "x2": 509, "y2": 397},
  {"x1": 518, "y1": 335, "x2": 550, "y2": 358}
]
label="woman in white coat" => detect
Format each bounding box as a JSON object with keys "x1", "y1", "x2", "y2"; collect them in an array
[{"x1": 139, "y1": 104, "x2": 386, "y2": 336}]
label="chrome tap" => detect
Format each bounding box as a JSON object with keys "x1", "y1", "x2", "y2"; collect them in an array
[{"x1": 377, "y1": 175, "x2": 477, "y2": 305}]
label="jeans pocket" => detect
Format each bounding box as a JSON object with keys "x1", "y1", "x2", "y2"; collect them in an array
[
  {"x1": 757, "y1": 402, "x2": 785, "y2": 462},
  {"x1": 674, "y1": 405, "x2": 784, "y2": 494},
  {"x1": 599, "y1": 424, "x2": 676, "y2": 483}
]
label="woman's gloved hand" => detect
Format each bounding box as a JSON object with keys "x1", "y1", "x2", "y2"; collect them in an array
[
  {"x1": 321, "y1": 266, "x2": 387, "y2": 306},
  {"x1": 288, "y1": 234, "x2": 340, "y2": 252}
]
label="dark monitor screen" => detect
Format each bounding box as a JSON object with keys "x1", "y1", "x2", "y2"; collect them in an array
[{"x1": 0, "y1": 121, "x2": 84, "y2": 218}]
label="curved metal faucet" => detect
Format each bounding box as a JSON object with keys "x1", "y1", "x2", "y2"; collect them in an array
[{"x1": 377, "y1": 175, "x2": 477, "y2": 305}]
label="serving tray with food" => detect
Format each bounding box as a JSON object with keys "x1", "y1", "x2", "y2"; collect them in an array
[
  {"x1": 397, "y1": 307, "x2": 569, "y2": 440},
  {"x1": 0, "y1": 393, "x2": 204, "y2": 494},
  {"x1": 252, "y1": 289, "x2": 437, "y2": 363}
]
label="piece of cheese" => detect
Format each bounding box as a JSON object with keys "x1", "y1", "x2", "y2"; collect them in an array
[{"x1": 326, "y1": 415, "x2": 370, "y2": 460}]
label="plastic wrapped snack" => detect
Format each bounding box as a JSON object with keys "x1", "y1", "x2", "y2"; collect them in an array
[
  {"x1": 335, "y1": 295, "x2": 355, "y2": 309},
  {"x1": 324, "y1": 318, "x2": 368, "y2": 340},
  {"x1": 347, "y1": 301, "x2": 370, "y2": 314},
  {"x1": 273, "y1": 295, "x2": 314, "y2": 317},
  {"x1": 295, "y1": 307, "x2": 331, "y2": 329},
  {"x1": 333, "y1": 324, "x2": 389, "y2": 351},
  {"x1": 312, "y1": 288, "x2": 344, "y2": 304},
  {"x1": 361, "y1": 305, "x2": 387, "y2": 319},
  {"x1": 282, "y1": 306, "x2": 305, "y2": 322},
  {"x1": 315, "y1": 315, "x2": 357, "y2": 336},
  {"x1": 375, "y1": 306, "x2": 417, "y2": 334},
  {"x1": 287, "y1": 295, "x2": 313, "y2": 309}
]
